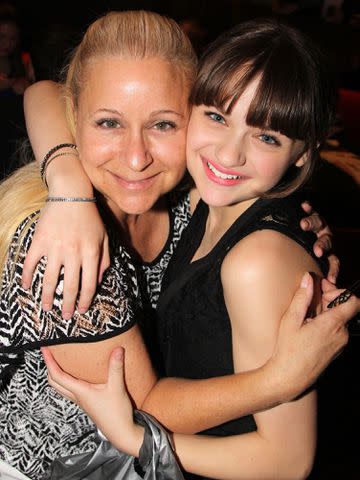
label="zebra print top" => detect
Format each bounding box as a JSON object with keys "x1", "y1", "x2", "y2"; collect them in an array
[
  {"x1": 0, "y1": 192, "x2": 191, "y2": 479},
  {"x1": 140, "y1": 191, "x2": 191, "y2": 309},
  {"x1": 0, "y1": 213, "x2": 139, "y2": 480}
]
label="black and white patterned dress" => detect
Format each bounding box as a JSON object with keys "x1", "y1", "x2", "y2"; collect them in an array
[
  {"x1": 0, "y1": 213, "x2": 140, "y2": 480},
  {"x1": 141, "y1": 191, "x2": 191, "y2": 309},
  {"x1": 0, "y1": 192, "x2": 191, "y2": 479}
]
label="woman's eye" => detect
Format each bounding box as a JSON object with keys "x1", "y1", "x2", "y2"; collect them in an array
[
  {"x1": 97, "y1": 119, "x2": 120, "y2": 129},
  {"x1": 153, "y1": 121, "x2": 176, "y2": 131},
  {"x1": 259, "y1": 133, "x2": 279, "y2": 145},
  {"x1": 206, "y1": 111, "x2": 226, "y2": 124}
]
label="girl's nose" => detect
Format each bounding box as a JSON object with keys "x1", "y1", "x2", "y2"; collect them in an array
[{"x1": 215, "y1": 135, "x2": 246, "y2": 168}]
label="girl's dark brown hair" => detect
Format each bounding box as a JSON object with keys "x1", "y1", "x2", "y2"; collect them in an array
[{"x1": 191, "y1": 18, "x2": 336, "y2": 197}]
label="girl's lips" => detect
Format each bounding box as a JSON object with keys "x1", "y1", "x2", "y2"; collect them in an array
[
  {"x1": 201, "y1": 156, "x2": 250, "y2": 186},
  {"x1": 204, "y1": 157, "x2": 244, "y2": 176},
  {"x1": 109, "y1": 171, "x2": 159, "y2": 190}
]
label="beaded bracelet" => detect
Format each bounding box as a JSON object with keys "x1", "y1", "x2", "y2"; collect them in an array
[
  {"x1": 40, "y1": 143, "x2": 77, "y2": 185},
  {"x1": 42, "y1": 151, "x2": 79, "y2": 188},
  {"x1": 46, "y1": 196, "x2": 97, "y2": 203}
]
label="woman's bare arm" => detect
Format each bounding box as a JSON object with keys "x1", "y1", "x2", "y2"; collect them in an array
[
  {"x1": 49, "y1": 326, "x2": 156, "y2": 408},
  {"x1": 43, "y1": 268, "x2": 356, "y2": 478}
]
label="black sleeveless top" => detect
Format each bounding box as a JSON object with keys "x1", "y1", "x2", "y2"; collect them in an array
[{"x1": 156, "y1": 195, "x2": 327, "y2": 480}]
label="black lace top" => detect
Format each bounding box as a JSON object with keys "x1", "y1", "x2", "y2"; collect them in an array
[{"x1": 156, "y1": 194, "x2": 327, "y2": 480}]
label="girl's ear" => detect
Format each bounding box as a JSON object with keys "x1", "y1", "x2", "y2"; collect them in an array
[{"x1": 295, "y1": 150, "x2": 309, "y2": 168}]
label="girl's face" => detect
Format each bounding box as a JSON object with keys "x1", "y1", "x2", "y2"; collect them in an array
[
  {"x1": 75, "y1": 57, "x2": 190, "y2": 219},
  {"x1": 186, "y1": 77, "x2": 307, "y2": 213}
]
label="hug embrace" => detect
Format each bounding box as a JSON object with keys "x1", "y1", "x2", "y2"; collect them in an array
[{"x1": 0, "y1": 10, "x2": 358, "y2": 480}]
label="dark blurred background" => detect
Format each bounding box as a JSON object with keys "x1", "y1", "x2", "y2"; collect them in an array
[{"x1": 1, "y1": 1, "x2": 359, "y2": 478}]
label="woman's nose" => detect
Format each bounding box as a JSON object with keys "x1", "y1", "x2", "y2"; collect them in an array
[{"x1": 125, "y1": 132, "x2": 153, "y2": 172}]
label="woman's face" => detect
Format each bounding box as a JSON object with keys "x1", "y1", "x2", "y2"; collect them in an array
[
  {"x1": 186, "y1": 77, "x2": 306, "y2": 213},
  {"x1": 75, "y1": 57, "x2": 190, "y2": 219}
]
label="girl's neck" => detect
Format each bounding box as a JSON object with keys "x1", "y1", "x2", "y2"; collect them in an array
[
  {"x1": 206, "y1": 197, "x2": 258, "y2": 238},
  {"x1": 192, "y1": 197, "x2": 258, "y2": 262}
]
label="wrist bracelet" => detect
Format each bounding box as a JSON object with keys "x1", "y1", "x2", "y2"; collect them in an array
[
  {"x1": 40, "y1": 143, "x2": 77, "y2": 184},
  {"x1": 43, "y1": 151, "x2": 80, "y2": 188},
  {"x1": 46, "y1": 196, "x2": 97, "y2": 203}
]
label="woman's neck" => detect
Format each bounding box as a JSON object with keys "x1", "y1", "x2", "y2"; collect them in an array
[
  {"x1": 128, "y1": 205, "x2": 170, "y2": 263},
  {"x1": 105, "y1": 196, "x2": 170, "y2": 263}
]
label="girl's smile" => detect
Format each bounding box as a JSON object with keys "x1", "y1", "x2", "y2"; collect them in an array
[
  {"x1": 202, "y1": 156, "x2": 250, "y2": 186},
  {"x1": 186, "y1": 76, "x2": 306, "y2": 213}
]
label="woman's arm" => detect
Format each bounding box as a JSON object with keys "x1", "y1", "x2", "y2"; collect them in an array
[
  {"x1": 49, "y1": 325, "x2": 156, "y2": 408},
  {"x1": 42, "y1": 282, "x2": 358, "y2": 478},
  {"x1": 44, "y1": 268, "x2": 350, "y2": 438},
  {"x1": 44, "y1": 269, "x2": 358, "y2": 478}
]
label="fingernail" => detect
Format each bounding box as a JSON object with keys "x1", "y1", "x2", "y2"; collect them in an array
[
  {"x1": 62, "y1": 312, "x2": 72, "y2": 320},
  {"x1": 22, "y1": 282, "x2": 29, "y2": 290},
  {"x1": 42, "y1": 304, "x2": 51, "y2": 311},
  {"x1": 78, "y1": 307, "x2": 87, "y2": 314},
  {"x1": 114, "y1": 348, "x2": 123, "y2": 360},
  {"x1": 301, "y1": 272, "x2": 309, "y2": 288}
]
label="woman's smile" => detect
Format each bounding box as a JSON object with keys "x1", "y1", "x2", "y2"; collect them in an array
[{"x1": 108, "y1": 170, "x2": 161, "y2": 191}]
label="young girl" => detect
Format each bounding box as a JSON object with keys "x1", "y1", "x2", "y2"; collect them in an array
[{"x1": 43, "y1": 18, "x2": 359, "y2": 480}]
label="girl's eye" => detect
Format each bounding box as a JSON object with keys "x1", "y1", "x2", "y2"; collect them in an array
[
  {"x1": 153, "y1": 121, "x2": 176, "y2": 131},
  {"x1": 205, "y1": 111, "x2": 226, "y2": 124},
  {"x1": 259, "y1": 133, "x2": 280, "y2": 145},
  {"x1": 97, "y1": 119, "x2": 120, "y2": 129}
]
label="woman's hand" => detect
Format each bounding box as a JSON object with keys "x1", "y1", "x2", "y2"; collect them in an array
[
  {"x1": 300, "y1": 201, "x2": 340, "y2": 283},
  {"x1": 270, "y1": 272, "x2": 358, "y2": 401},
  {"x1": 21, "y1": 201, "x2": 110, "y2": 319},
  {"x1": 41, "y1": 346, "x2": 144, "y2": 456}
]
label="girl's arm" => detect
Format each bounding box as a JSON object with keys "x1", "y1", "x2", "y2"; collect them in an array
[
  {"x1": 45, "y1": 269, "x2": 350, "y2": 437},
  {"x1": 145, "y1": 233, "x2": 321, "y2": 479},
  {"x1": 23, "y1": 81, "x2": 109, "y2": 317},
  {"x1": 189, "y1": 190, "x2": 339, "y2": 282},
  {"x1": 43, "y1": 276, "x2": 357, "y2": 478}
]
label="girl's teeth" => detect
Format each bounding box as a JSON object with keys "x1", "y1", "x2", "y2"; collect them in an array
[{"x1": 207, "y1": 162, "x2": 241, "y2": 180}]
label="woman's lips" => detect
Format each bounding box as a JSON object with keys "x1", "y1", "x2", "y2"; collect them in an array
[{"x1": 109, "y1": 171, "x2": 159, "y2": 190}]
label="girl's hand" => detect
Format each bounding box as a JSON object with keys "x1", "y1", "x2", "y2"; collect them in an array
[
  {"x1": 300, "y1": 201, "x2": 339, "y2": 283},
  {"x1": 41, "y1": 346, "x2": 144, "y2": 456},
  {"x1": 21, "y1": 201, "x2": 110, "y2": 319}
]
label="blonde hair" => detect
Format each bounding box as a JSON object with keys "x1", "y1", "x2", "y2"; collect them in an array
[
  {"x1": 64, "y1": 10, "x2": 197, "y2": 132},
  {"x1": 0, "y1": 10, "x2": 197, "y2": 273},
  {"x1": 0, "y1": 162, "x2": 47, "y2": 273}
]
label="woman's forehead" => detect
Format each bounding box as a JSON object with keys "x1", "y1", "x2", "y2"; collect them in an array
[{"x1": 76, "y1": 57, "x2": 191, "y2": 116}]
